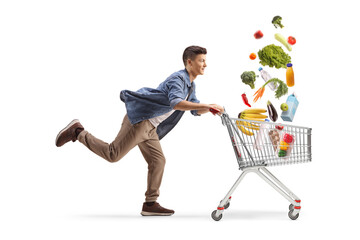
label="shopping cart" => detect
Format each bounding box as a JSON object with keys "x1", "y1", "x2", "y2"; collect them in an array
[{"x1": 209, "y1": 108, "x2": 312, "y2": 221}]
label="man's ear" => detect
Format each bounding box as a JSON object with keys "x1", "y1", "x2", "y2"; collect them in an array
[{"x1": 187, "y1": 58, "x2": 192, "y2": 67}]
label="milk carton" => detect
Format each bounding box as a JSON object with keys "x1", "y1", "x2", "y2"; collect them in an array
[{"x1": 281, "y1": 93, "x2": 299, "y2": 122}]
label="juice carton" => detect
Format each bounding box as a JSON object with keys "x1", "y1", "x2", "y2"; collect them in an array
[{"x1": 281, "y1": 93, "x2": 299, "y2": 122}]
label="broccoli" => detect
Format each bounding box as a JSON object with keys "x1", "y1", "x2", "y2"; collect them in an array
[
  {"x1": 241, "y1": 71, "x2": 258, "y2": 89},
  {"x1": 272, "y1": 16, "x2": 284, "y2": 29}
]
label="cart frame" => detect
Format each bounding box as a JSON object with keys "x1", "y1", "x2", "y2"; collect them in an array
[{"x1": 211, "y1": 111, "x2": 311, "y2": 221}]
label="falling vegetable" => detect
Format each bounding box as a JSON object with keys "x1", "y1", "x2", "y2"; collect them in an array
[
  {"x1": 253, "y1": 78, "x2": 288, "y2": 102},
  {"x1": 249, "y1": 53, "x2": 257, "y2": 60},
  {"x1": 241, "y1": 71, "x2": 258, "y2": 89},
  {"x1": 274, "y1": 33, "x2": 292, "y2": 52},
  {"x1": 287, "y1": 36, "x2": 296, "y2": 45},
  {"x1": 267, "y1": 100, "x2": 278, "y2": 122},
  {"x1": 258, "y1": 44, "x2": 291, "y2": 69},
  {"x1": 242, "y1": 93, "x2": 251, "y2": 107},
  {"x1": 272, "y1": 16, "x2": 284, "y2": 29},
  {"x1": 254, "y1": 30, "x2": 263, "y2": 39}
]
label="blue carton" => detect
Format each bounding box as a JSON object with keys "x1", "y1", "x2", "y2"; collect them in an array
[{"x1": 281, "y1": 93, "x2": 299, "y2": 122}]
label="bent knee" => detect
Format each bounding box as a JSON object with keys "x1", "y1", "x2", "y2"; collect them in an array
[{"x1": 108, "y1": 152, "x2": 121, "y2": 163}]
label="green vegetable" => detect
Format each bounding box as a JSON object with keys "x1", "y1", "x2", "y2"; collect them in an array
[
  {"x1": 258, "y1": 44, "x2": 291, "y2": 69},
  {"x1": 278, "y1": 149, "x2": 287, "y2": 157},
  {"x1": 268, "y1": 78, "x2": 288, "y2": 98},
  {"x1": 274, "y1": 33, "x2": 292, "y2": 52},
  {"x1": 253, "y1": 78, "x2": 288, "y2": 102},
  {"x1": 241, "y1": 71, "x2": 258, "y2": 89},
  {"x1": 272, "y1": 16, "x2": 284, "y2": 29}
]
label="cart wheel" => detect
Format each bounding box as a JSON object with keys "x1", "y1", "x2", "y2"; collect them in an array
[
  {"x1": 289, "y1": 204, "x2": 294, "y2": 210},
  {"x1": 211, "y1": 210, "x2": 223, "y2": 221},
  {"x1": 288, "y1": 209, "x2": 299, "y2": 220}
]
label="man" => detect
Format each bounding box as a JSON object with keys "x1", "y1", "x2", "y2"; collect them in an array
[{"x1": 55, "y1": 46, "x2": 224, "y2": 216}]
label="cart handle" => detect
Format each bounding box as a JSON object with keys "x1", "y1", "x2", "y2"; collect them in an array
[{"x1": 210, "y1": 108, "x2": 220, "y2": 115}]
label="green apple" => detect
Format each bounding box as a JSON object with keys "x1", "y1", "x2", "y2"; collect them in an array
[{"x1": 280, "y1": 103, "x2": 288, "y2": 111}]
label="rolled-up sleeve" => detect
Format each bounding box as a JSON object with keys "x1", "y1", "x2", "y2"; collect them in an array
[{"x1": 166, "y1": 77, "x2": 186, "y2": 109}]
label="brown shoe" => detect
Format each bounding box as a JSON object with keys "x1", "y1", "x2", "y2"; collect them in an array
[
  {"x1": 141, "y1": 202, "x2": 175, "y2": 216},
  {"x1": 55, "y1": 119, "x2": 84, "y2": 147}
]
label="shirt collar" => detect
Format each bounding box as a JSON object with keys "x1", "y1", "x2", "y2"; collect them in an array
[{"x1": 183, "y1": 68, "x2": 192, "y2": 88}]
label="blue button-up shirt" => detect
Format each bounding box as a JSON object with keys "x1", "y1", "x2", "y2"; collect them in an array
[{"x1": 120, "y1": 69, "x2": 200, "y2": 138}]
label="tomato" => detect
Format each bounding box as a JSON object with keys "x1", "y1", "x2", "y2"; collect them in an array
[
  {"x1": 249, "y1": 53, "x2": 256, "y2": 60},
  {"x1": 254, "y1": 30, "x2": 263, "y2": 39},
  {"x1": 287, "y1": 36, "x2": 296, "y2": 45}
]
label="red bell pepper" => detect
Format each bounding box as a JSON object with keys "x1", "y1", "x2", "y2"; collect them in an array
[{"x1": 283, "y1": 133, "x2": 294, "y2": 144}]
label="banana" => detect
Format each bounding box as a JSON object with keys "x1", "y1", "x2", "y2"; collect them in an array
[
  {"x1": 236, "y1": 120, "x2": 260, "y2": 130},
  {"x1": 239, "y1": 125, "x2": 254, "y2": 136},
  {"x1": 242, "y1": 108, "x2": 267, "y2": 114},
  {"x1": 241, "y1": 113, "x2": 268, "y2": 119},
  {"x1": 245, "y1": 125, "x2": 260, "y2": 131},
  {"x1": 241, "y1": 117, "x2": 265, "y2": 122}
]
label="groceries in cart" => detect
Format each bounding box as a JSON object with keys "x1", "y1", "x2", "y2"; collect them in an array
[
  {"x1": 253, "y1": 119, "x2": 270, "y2": 150},
  {"x1": 268, "y1": 128, "x2": 281, "y2": 151},
  {"x1": 267, "y1": 127, "x2": 296, "y2": 158},
  {"x1": 277, "y1": 132, "x2": 295, "y2": 158},
  {"x1": 236, "y1": 108, "x2": 267, "y2": 136},
  {"x1": 235, "y1": 120, "x2": 259, "y2": 136}
]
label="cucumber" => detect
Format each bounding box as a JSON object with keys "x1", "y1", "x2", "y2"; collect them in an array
[{"x1": 275, "y1": 33, "x2": 292, "y2": 52}]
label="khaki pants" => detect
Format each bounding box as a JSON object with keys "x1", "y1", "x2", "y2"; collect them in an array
[{"x1": 77, "y1": 114, "x2": 165, "y2": 202}]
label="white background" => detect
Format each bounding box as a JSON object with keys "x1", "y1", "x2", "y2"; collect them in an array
[{"x1": 1, "y1": 0, "x2": 358, "y2": 239}]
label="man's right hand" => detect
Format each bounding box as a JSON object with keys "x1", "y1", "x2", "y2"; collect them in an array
[{"x1": 209, "y1": 104, "x2": 224, "y2": 114}]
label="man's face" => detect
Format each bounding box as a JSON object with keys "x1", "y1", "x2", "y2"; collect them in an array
[{"x1": 188, "y1": 54, "x2": 207, "y2": 75}]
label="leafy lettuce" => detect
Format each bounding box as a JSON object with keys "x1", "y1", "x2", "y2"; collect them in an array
[{"x1": 258, "y1": 44, "x2": 291, "y2": 69}]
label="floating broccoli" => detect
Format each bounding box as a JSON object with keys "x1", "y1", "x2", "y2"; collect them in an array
[
  {"x1": 272, "y1": 16, "x2": 284, "y2": 29},
  {"x1": 241, "y1": 71, "x2": 258, "y2": 89}
]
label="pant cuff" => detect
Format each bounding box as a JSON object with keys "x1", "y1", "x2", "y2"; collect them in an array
[{"x1": 77, "y1": 130, "x2": 87, "y2": 141}]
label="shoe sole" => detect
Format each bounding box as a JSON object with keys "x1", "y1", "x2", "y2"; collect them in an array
[
  {"x1": 141, "y1": 211, "x2": 174, "y2": 216},
  {"x1": 55, "y1": 119, "x2": 80, "y2": 146}
]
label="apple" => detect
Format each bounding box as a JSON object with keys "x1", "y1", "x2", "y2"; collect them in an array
[{"x1": 280, "y1": 103, "x2": 288, "y2": 111}]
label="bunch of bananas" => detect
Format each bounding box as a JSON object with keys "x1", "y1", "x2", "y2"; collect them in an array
[{"x1": 236, "y1": 108, "x2": 267, "y2": 136}]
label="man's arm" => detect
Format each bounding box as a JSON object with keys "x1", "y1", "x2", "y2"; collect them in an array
[{"x1": 173, "y1": 100, "x2": 224, "y2": 115}]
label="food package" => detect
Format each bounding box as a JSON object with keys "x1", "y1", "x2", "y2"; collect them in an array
[
  {"x1": 277, "y1": 132, "x2": 295, "y2": 158},
  {"x1": 268, "y1": 129, "x2": 281, "y2": 151}
]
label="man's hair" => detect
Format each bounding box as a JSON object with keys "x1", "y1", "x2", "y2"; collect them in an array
[{"x1": 182, "y1": 46, "x2": 207, "y2": 66}]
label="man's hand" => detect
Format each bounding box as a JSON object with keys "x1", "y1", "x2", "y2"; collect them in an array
[{"x1": 209, "y1": 104, "x2": 224, "y2": 114}]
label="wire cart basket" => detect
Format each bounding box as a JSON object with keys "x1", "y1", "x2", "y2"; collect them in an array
[{"x1": 210, "y1": 109, "x2": 312, "y2": 221}]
